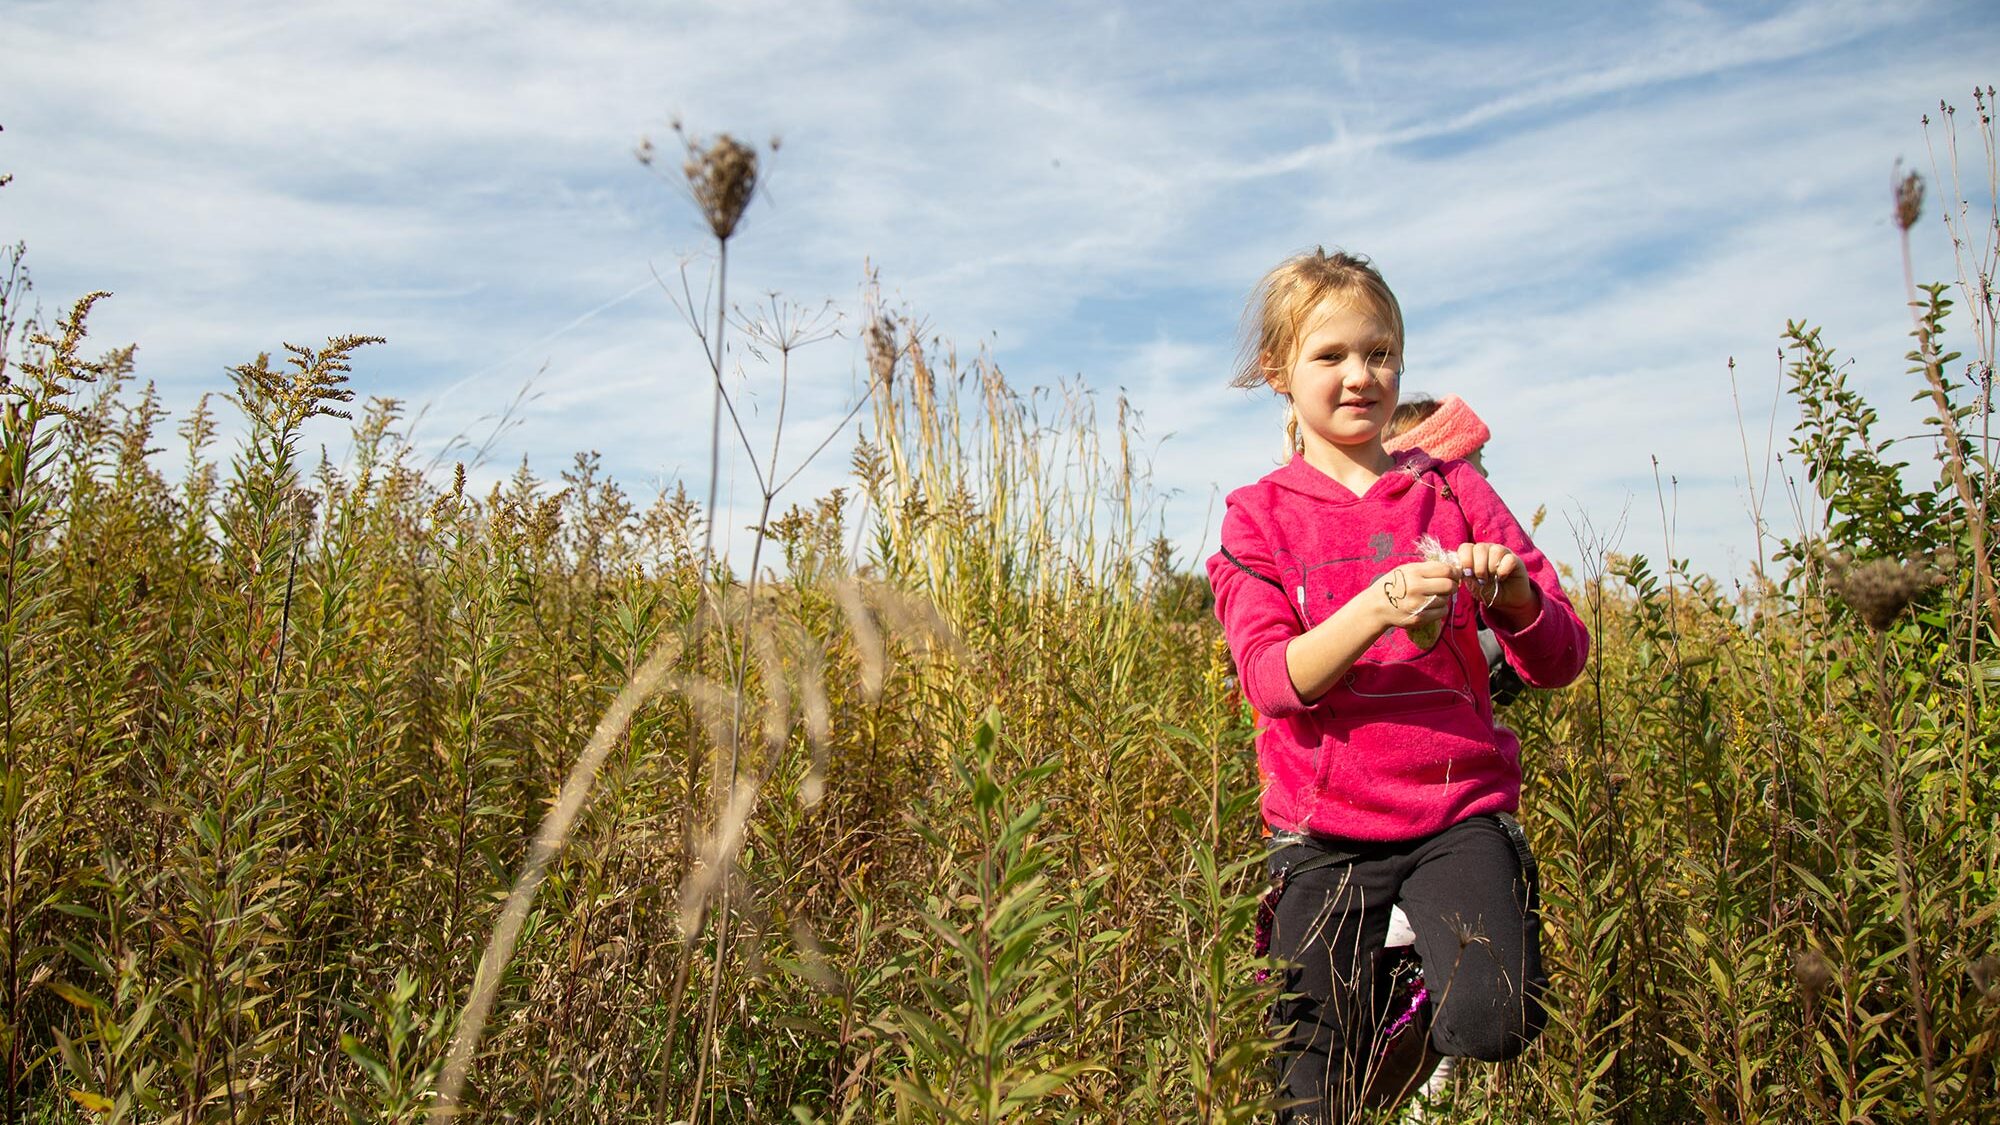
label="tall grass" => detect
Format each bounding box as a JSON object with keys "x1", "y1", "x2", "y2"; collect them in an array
[{"x1": 7, "y1": 91, "x2": 2000, "y2": 1122}]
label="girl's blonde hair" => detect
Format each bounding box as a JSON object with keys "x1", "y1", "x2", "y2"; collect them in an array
[{"x1": 1233, "y1": 248, "x2": 1405, "y2": 455}]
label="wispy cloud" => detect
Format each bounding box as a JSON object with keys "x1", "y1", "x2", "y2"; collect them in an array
[{"x1": 4, "y1": 0, "x2": 1995, "y2": 578}]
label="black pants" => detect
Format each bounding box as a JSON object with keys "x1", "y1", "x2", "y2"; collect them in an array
[{"x1": 1267, "y1": 815, "x2": 1546, "y2": 1121}]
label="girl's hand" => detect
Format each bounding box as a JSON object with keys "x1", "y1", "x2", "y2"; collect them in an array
[
  {"x1": 1376, "y1": 560, "x2": 1459, "y2": 630},
  {"x1": 1455, "y1": 541, "x2": 1538, "y2": 625}
]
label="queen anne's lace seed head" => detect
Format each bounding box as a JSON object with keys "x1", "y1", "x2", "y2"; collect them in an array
[
  {"x1": 683, "y1": 133, "x2": 759, "y2": 242},
  {"x1": 1827, "y1": 555, "x2": 1939, "y2": 632},
  {"x1": 1971, "y1": 953, "x2": 1999, "y2": 1005},
  {"x1": 1895, "y1": 169, "x2": 1925, "y2": 232},
  {"x1": 1794, "y1": 949, "x2": 1833, "y2": 1004}
]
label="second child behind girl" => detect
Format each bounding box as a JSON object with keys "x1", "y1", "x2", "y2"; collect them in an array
[
  {"x1": 1384, "y1": 394, "x2": 1528, "y2": 708},
  {"x1": 1206, "y1": 249, "x2": 1588, "y2": 1120}
]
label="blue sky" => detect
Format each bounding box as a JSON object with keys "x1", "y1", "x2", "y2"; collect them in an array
[{"x1": 6, "y1": 0, "x2": 1997, "y2": 583}]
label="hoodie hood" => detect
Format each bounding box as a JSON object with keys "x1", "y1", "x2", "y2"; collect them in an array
[{"x1": 1254, "y1": 449, "x2": 1444, "y2": 507}]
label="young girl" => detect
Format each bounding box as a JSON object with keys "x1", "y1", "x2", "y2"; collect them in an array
[{"x1": 1206, "y1": 249, "x2": 1587, "y2": 1120}]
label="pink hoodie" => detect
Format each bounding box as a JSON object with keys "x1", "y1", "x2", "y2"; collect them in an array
[{"x1": 1207, "y1": 451, "x2": 1588, "y2": 842}]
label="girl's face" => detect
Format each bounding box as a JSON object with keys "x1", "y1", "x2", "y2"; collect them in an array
[{"x1": 1275, "y1": 298, "x2": 1402, "y2": 460}]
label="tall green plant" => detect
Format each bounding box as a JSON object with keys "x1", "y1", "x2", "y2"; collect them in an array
[
  {"x1": 887, "y1": 712, "x2": 1093, "y2": 1123},
  {"x1": 2, "y1": 287, "x2": 106, "y2": 1117}
]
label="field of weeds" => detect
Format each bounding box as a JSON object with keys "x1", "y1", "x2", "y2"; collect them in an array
[{"x1": 7, "y1": 105, "x2": 2000, "y2": 1123}]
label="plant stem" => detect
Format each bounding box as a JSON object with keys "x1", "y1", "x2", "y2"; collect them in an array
[{"x1": 1869, "y1": 631, "x2": 1940, "y2": 1125}]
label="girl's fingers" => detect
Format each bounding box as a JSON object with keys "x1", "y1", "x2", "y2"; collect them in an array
[
  {"x1": 1456, "y1": 542, "x2": 1517, "y2": 579},
  {"x1": 1407, "y1": 545, "x2": 1532, "y2": 617},
  {"x1": 1446, "y1": 542, "x2": 1520, "y2": 605},
  {"x1": 1406, "y1": 563, "x2": 1458, "y2": 596},
  {"x1": 1382, "y1": 562, "x2": 1457, "y2": 624}
]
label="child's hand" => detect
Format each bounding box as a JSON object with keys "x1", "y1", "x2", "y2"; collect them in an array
[
  {"x1": 1454, "y1": 541, "x2": 1538, "y2": 624},
  {"x1": 1376, "y1": 560, "x2": 1459, "y2": 631}
]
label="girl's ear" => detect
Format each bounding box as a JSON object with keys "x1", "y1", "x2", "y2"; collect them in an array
[{"x1": 1261, "y1": 351, "x2": 1288, "y2": 394}]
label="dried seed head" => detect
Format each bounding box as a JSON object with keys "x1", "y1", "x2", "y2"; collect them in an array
[
  {"x1": 1827, "y1": 555, "x2": 1935, "y2": 631},
  {"x1": 865, "y1": 315, "x2": 898, "y2": 387},
  {"x1": 682, "y1": 132, "x2": 759, "y2": 241},
  {"x1": 1895, "y1": 169, "x2": 1925, "y2": 232},
  {"x1": 1794, "y1": 948, "x2": 1833, "y2": 1002},
  {"x1": 529, "y1": 492, "x2": 565, "y2": 546},
  {"x1": 1972, "y1": 953, "x2": 1999, "y2": 1004}
]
